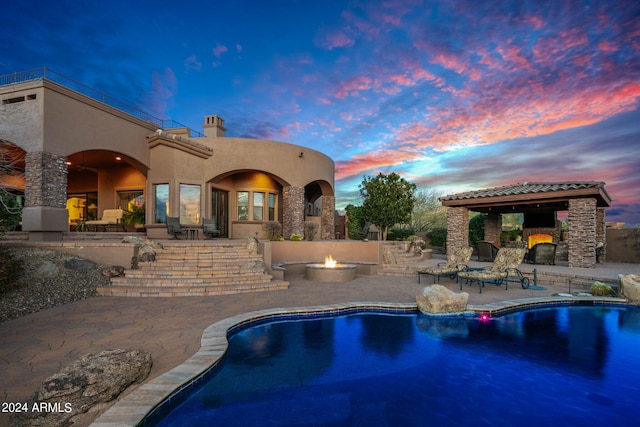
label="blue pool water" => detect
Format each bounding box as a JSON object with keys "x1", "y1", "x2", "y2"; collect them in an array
[{"x1": 149, "y1": 305, "x2": 640, "y2": 426}]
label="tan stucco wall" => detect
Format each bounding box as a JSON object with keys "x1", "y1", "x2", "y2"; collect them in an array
[{"x1": 2, "y1": 78, "x2": 336, "y2": 241}]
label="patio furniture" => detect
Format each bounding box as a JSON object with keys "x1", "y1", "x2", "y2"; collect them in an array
[
  {"x1": 527, "y1": 242, "x2": 557, "y2": 265},
  {"x1": 417, "y1": 247, "x2": 473, "y2": 284},
  {"x1": 203, "y1": 218, "x2": 221, "y2": 239},
  {"x1": 477, "y1": 240, "x2": 500, "y2": 262},
  {"x1": 166, "y1": 216, "x2": 188, "y2": 240},
  {"x1": 85, "y1": 209, "x2": 125, "y2": 232},
  {"x1": 458, "y1": 247, "x2": 528, "y2": 293}
]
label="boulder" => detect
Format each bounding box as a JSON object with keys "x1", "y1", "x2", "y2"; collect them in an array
[
  {"x1": 123, "y1": 236, "x2": 162, "y2": 269},
  {"x1": 64, "y1": 258, "x2": 97, "y2": 271},
  {"x1": 101, "y1": 265, "x2": 125, "y2": 278},
  {"x1": 416, "y1": 284, "x2": 469, "y2": 315},
  {"x1": 12, "y1": 349, "x2": 152, "y2": 427},
  {"x1": 382, "y1": 247, "x2": 396, "y2": 264},
  {"x1": 620, "y1": 274, "x2": 640, "y2": 304},
  {"x1": 247, "y1": 237, "x2": 259, "y2": 254}
]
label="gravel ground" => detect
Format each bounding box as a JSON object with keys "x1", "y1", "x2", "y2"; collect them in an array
[{"x1": 0, "y1": 246, "x2": 110, "y2": 323}]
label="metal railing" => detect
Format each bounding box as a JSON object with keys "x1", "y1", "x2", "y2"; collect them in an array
[{"x1": 0, "y1": 67, "x2": 203, "y2": 138}]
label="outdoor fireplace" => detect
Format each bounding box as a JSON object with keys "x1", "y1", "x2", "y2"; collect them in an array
[{"x1": 305, "y1": 256, "x2": 357, "y2": 282}]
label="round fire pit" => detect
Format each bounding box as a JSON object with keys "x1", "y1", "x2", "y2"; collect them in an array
[{"x1": 305, "y1": 263, "x2": 357, "y2": 282}]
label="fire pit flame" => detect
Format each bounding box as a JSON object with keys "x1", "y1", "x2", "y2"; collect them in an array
[{"x1": 324, "y1": 255, "x2": 337, "y2": 269}]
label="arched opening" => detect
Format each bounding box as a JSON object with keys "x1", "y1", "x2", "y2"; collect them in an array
[
  {"x1": 209, "y1": 170, "x2": 287, "y2": 239},
  {"x1": 66, "y1": 150, "x2": 148, "y2": 230},
  {"x1": 0, "y1": 140, "x2": 26, "y2": 232}
]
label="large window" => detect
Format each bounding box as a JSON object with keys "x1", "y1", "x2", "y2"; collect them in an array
[
  {"x1": 237, "y1": 191, "x2": 277, "y2": 221},
  {"x1": 237, "y1": 191, "x2": 249, "y2": 220},
  {"x1": 154, "y1": 184, "x2": 169, "y2": 223},
  {"x1": 253, "y1": 192, "x2": 264, "y2": 220},
  {"x1": 180, "y1": 184, "x2": 201, "y2": 225},
  {"x1": 268, "y1": 193, "x2": 276, "y2": 221}
]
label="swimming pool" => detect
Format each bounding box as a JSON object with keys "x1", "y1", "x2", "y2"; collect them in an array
[{"x1": 147, "y1": 305, "x2": 640, "y2": 426}]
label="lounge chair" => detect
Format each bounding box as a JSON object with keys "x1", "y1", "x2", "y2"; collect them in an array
[
  {"x1": 458, "y1": 247, "x2": 528, "y2": 293},
  {"x1": 477, "y1": 240, "x2": 500, "y2": 261},
  {"x1": 203, "y1": 217, "x2": 221, "y2": 239},
  {"x1": 166, "y1": 216, "x2": 188, "y2": 240},
  {"x1": 417, "y1": 247, "x2": 473, "y2": 284},
  {"x1": 527, "y1": 242, "x2": 557, "y2": 265},
  {"x1": 85, "y1": 209, "x2": 125, "y2": 232}
]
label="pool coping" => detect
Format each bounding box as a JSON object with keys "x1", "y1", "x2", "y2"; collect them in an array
[{"x1": 90, "y1": 295, "x2": 632, "y2": 426}]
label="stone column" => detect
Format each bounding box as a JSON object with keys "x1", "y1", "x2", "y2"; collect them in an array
[
  {"x1": 568, "y1": 198, "x2": 597, "y2": 268},
  {"x1": 321, "y1": 195, "x2": 335, "y2": 240},
  {"x1": 282, "y1": 186, "x2": 304, "y2": 239},
  {"x1": 22, "y1": 151, "x2": 68, "y2": 241},
  {"x1": 483, "y1": 212, "x2": 502, "y2": 244},
  {"x1": 596, "y1": 208, "x2": 606, "y2": 262},
  {"x1": 446, "y1": 207, "x2": 469, "y2": 253}
]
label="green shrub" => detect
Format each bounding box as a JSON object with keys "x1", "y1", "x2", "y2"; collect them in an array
[
  {"x1": 591, "y1": 281, "x2": 616, "y2": 296},
  {"x1": 388, "y1": 227, "x2": 415, "y2": 241},
  {"x1": 0, "y1": 194, "x2": 22, "y2": 235},
  {"x1": 262, "y1": 221, "x2": 283, "y2": 241},
  {"x1": 428, "y1": 228, "x2": 447, "y2": 248},
  {"x1": 290, "y1": 233, "x2": 303, "y2": 241},
  {"x1": 0, "y1": 248, "x2": 22, "y2": 294},
  {"x1": 304, "y1": 221, "x2": 319, "y2": 241}
]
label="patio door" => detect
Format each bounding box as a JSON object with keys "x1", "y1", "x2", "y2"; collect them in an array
[{"x1": 211, "y1": 189, "x2": 228, "y2": 238}]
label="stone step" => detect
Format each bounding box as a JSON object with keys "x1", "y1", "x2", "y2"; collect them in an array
[
  {"x1": 110, "y1": 274, "x2": 274, "y2": 286},
  {"x1": 97, "y1": 280, "x2": 289, "y2": 297},
  {"x1": 121, "y1": 268, "x2": 269, "y2": 279}
]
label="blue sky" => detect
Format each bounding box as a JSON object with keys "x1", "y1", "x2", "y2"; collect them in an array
[{"x1": 2, "y1": 0, "x2": 639, "y2": 224}]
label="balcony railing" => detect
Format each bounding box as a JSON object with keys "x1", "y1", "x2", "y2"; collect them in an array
[{"x1": 0, "y1": 67, "x2": 203, "y2": 137}]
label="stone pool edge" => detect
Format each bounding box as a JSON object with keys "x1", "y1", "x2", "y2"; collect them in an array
[{"x1": 90, "y1": 296, "x2": 632, "y2": 426}]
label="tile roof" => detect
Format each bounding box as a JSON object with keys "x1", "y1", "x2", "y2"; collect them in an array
[{"x1": 440, "y1": 181, "x2": 610, "y2": 202}]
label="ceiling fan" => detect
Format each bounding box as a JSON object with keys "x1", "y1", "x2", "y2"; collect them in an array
[{"x1": 69, "y1": 152, "x2": 99, "y2": 173}]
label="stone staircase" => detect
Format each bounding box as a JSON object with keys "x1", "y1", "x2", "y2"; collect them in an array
[{"x1": 97, "y1": 240, "x2": 288, "y2": 297}]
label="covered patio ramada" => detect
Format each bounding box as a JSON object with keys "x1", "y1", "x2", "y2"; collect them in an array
[{"x1": 440, "y1": 182, "x2": 612, "y2": 268}]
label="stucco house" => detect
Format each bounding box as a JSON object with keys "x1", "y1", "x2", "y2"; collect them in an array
[{"x1": 0, "y1": 69, "x2": 335, "y2": 241}]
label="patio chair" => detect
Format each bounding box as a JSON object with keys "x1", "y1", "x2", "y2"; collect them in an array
[
  {"x1": 417, "y1": 247, "x2": 473, "y2": 284},
  {"x1": 202, "y1": 217, "x2": 221, "y2": 239},
  {"x1": 166, "y1": 216, "x2": 188, "y2": 240},
  {"x1": 477, "y1": 241, "x2": 500, "y2": 262},
  {"x1": 527, "y1": 242, "x2": 557, "y2": 265},
  {"x1": 458, "y1": 247, "x2": 528, "y2": 293}
]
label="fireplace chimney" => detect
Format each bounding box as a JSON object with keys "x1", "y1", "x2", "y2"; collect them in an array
[{"x1": 203, "y1": 115, "x2": 226, "y2": 137}]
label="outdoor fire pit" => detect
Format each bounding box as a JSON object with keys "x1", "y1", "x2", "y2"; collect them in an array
[{"x1": 305, "y1": 256, "x2": 357, "y2": 282}]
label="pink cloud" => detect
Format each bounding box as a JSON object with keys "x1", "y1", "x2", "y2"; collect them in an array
[{"x1": 213, "y1": 43, "x2": 228, "y2": 58}]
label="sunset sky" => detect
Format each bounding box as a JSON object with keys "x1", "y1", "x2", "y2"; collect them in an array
[{"x1": 2, "y1": 0, "x2": 639, "y2": 224}]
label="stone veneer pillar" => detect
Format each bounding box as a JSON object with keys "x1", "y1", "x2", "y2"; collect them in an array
[
  {"x1": 22, "y1": 151, "x2": 69, "y2": 241},
  {"x1": 596, "y1": 208, "x2": 606, "y2": 262},
  {"x1": 446, "y1": 207, "x2": 469, "y2": 252},
  {"x1": 483, "y1": 212, "x2": 502, "y2": 244},
  {"x1": 568, "y1": 198, "x2": 597, "y2": 268},
  {"x1": 321, "y1": 195, "x2": 335, "y2": 240},
  {"x1": 282, "y1": 186, "x2": 305, "y2": 239}
]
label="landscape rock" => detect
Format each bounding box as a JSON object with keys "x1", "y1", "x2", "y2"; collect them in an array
[
  {"x1": 382, "y1": 247, "x2": 396, "y2": 264},
  {"x1": 619, "y1": 274, "x2": 640, "y2": 304},
  {"x1": 12, "y1": 349, "x2": 152, "y2": 427},
  {"x1": 101, "y1": 266, "x2": 125, "y2": 278},
  {"x1": 34, "y1": 261, "x2": 59, "y2": 279},
  {"x1": 123, "y1": 236, "x2": 162, "y2": 269},
  {"x1": 416, "y1": 284, "x2": 469, "y2": 314},
  {"x1": 64, "y1": 258, "x2": 97, "y2": 271}
]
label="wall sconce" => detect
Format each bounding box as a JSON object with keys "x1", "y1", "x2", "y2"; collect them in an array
[{"x1": 299, "y1": 152, "x2": 304, "y2": 158}]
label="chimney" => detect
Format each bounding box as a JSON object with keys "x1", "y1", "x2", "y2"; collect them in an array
[{"x1": 203, "y1": 115, "x2": 226, "y2": 137}]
